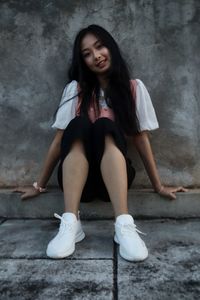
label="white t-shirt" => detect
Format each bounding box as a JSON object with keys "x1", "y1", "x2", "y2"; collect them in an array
[{"x1": 52, "y1": 79, "x2": 159, "y2": 132}]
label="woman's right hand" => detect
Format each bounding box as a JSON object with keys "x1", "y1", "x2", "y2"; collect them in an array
[{"x1": 13, "y1": 186, "x2": 41, "y2": 200}]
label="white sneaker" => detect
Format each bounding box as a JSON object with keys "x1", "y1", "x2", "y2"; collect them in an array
[
  {"x1": 114, "y1": 214, "x2": 148, "y2": 262},
  {"x1": 46, "y1": 212, "x2": 85, "y2": 259}
]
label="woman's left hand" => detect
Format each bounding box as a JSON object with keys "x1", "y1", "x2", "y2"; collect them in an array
[{"x1": 156, "y1": 186, "x2": 188, "y2": 200}]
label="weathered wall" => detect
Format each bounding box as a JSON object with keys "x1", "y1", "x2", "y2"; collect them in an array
[{"x1": 0, "y1": 0, "x2": 199, "y2": 187}]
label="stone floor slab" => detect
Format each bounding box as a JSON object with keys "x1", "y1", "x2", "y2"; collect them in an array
[
  {"x1": 0, "y1": 259, "x2": 113, "y2": 300},
  {"x1": 0, "y1": 219, "x2": 114, "y2": 259},
  {"x1": 117, "y1": 219, "x2": 200, "y2": 300}
]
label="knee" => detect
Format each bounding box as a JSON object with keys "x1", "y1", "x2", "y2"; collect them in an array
[
  {"x1": 60, "y1": 116, "x2": 92, "y2": 162},
  {"x1": 70, "y1": 139, "x2": 85, "y2": 153},
  {"x1": 104, "y1": 134, "x2": 115, "y2": 148},
  {"x1": 94, "y1": 119, "x2": 127, "y2": 158}
]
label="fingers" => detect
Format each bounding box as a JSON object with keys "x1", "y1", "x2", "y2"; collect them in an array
[
  {"x1": 178, "y1": 187, "x2": 188, "y2": 192},
  {"x1": 169, "y1": 192, "x2": 176, "y2": 200},
  {"x1": 13, "y1": 186, "x2": 41, "y2": 201},
  {"x1": 13, "y1": 188, "x2": 28, "y2": 199},
  {"x1": 13, "y1": 190, "x2": 27, "y2": 200},
  {"x1": 13, "y1": 187, "x2": 30, "y2": 193},
  {"x1": 160, "y1": 185, "x2": 188, "y2": 200},
  {"x1": 21, "y1": 194, "x2": 30, "y2": 200},
  {"x1": 21, "y1": 193, "x2": 34, "y2": 200},
  {"x1": 13, "y1": 188, "x2": 24, "y2": 193},
  {"x1": 13, "y1": 188, "x2": 32, "y2": 200},
  {"x1": 162, "y1": 190, "x2": 176, "y2": 200},
  {"x1": 21, "y1": 192, "x2": 39, "y2": 200},
  {"x1": 159, "y1": 189, "x2": 176, "y2": 200},
  {"x1": 172, "y1": 186, "x2": 188, "y2": 193}
]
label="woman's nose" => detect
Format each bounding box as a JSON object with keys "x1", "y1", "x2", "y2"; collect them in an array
[{"x1": 94, "y1": 51, "x2": 101, "y2": 60}]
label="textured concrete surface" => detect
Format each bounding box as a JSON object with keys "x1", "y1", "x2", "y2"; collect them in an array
[
  {"x1": 0, "y1": 219, "x2": 200, "y2": 300},
  {"x1": 0, "y1": 260, "x2": 113, "y2": 300},
  {"x1": 0, "y1": 219, "x2": 113, "y2": 259},
  {"x1": 0, "y1": 0, "x2": 200, "y2": 187},
  {"x1": 0, "y1": 188, "x2": 200, "y2": 218},
  {"x1": 118, "y1": 220, "x2": 200, "y2": 300}
]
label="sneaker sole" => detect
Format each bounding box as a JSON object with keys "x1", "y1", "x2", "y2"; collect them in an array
[
  {"x1": 47, "y1": 230, "x2": 85, "y2": 259},
  {"x1": 114, "y1": 234, "x2": 148, "y2": 262}
]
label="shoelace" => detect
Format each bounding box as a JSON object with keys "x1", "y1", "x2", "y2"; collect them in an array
[
  {"x1": 116, "y1": 223, "x2": 146, "y2": 236},
  {"x1": 54, "y1": 213, "x2": 74, "y2": 234}
]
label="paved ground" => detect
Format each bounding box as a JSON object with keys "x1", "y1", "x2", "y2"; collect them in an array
[{"x1": 0, "y1": 217, "x2": 200, "y2": 300}]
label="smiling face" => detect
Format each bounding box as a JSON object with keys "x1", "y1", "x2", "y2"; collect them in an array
[{"x1": 81, "y1": 33, "x2": 111, "y2": 77}]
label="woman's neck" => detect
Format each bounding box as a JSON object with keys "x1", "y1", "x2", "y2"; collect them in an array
[{"x1": 97, "y1": 74, "x2": 109, "y2": 89}]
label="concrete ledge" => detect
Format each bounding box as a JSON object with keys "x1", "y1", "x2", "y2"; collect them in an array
[{"x1": 0, "y1": 188, "x2": 200, "y2": 219}]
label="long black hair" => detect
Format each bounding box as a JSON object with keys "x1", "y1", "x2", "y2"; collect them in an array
[{"x1": 57, "y1": 24, "x2": 139, "y2": 135}]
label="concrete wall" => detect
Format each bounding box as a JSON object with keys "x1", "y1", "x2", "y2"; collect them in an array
[{"x1": 0, "y1": 0, "x2": 199, "y2": 187}]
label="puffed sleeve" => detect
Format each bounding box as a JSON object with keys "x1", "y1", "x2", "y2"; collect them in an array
[
  {"x1": 51, "y1": 80, "x2": 79, "y2": 130},
  {"x1": 135, "y1": 79, "x2": 159, "y2": 132}
]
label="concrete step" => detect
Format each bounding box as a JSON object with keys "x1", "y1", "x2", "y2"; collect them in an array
[{"x1": 0, "y1": 188, "x2": 200, "y2": 219}]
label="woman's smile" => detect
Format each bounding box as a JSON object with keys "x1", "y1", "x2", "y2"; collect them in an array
[{"x1": 96, "y1": 59, "x2": 107, "y2": 68}]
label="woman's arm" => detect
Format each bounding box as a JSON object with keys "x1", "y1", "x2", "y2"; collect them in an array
[
  {"x1": 14, "y1": 129, "x2": 64, "y2": 200},
  {"x1": 132, "y1": 131, "x2": 188, "y2": 199},
  {"x1": 37, "y1": 129, "x2": 64, "y2": 188}
]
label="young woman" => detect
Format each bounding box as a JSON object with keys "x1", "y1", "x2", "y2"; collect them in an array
[{"x1": 15, "y1": 25, "x2": 187, "y2": 262}]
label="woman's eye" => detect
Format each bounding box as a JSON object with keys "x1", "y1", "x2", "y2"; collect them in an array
[
  {"x1": 96, "y1": 44, "x2": 103, "y2": 49},
  {"x1": 83, "y1": 53, "x2": 90, "y2": 58}
]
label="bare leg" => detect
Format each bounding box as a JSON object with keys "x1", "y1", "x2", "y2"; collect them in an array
[
  {"x1": 100, "y1": 135, "x2": 128, "y2": 217},
  {"x1": 62, "y1": 139, "x2": 89, "y2": 217}
]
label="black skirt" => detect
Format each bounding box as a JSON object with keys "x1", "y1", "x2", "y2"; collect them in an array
[{"x1": 57, "y1": 116, "x2": 135, "y2": 202}]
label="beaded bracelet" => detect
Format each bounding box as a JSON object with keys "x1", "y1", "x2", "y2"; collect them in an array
[{"x1": 33, "y1": 182, "x2": 47, "y2": 193}]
